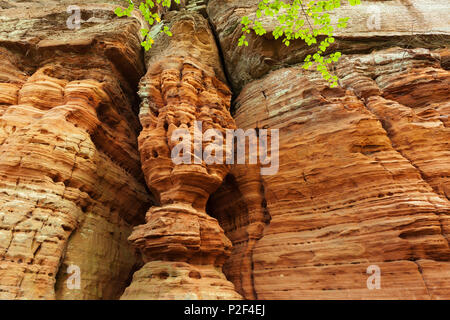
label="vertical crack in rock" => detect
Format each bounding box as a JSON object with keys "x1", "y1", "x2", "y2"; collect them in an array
[
  {"x1": 412, "y1": 260, "x2": 431, "y2": 299},
  {"x1": 120, "y1": 11, "x2": 242, "y2": 300},
  {"x1": 361, "y1": 97, "x2": 450, "y2": 247},
  {"x1": 207, "y1": 164, "x2": 273, "y2": 299}
]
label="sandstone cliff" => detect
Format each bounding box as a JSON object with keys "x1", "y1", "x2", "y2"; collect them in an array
[{"x1": 0, "y1": 0, "x2": 449, "y2": 300}]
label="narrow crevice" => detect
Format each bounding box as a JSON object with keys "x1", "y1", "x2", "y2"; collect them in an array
[
  {"x1": 249, "y1": 241, "x2": 258, "y2": 300},
  {"x1": 117, "y1": 256, "x2": 144, "y2": 298},
  {"x1": 412, "y1": 260, "x2": 432, "y2": 299},
  {"x1": 259, "y1": 176, "x2": 272, "y2": 226},
  {"x1": 207, "y1": 169, "x2": 273, "y2": 299},
  {"x1": 248, "y1": 176, "x2": 272, "y2": 299},
  {"x1": 205, "y1": 17, "x2": 239, "y2": 114}
]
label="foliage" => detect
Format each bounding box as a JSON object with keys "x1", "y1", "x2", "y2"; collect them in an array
[
  {"x1": 114, "y1": 0, "x2": 179, "y2": 51},
  {"x1": 239, "y1": 0, "x2": 362, "y2": 87},
  {"x1": 114, "y1": 0, "x2": 363, "y2": 87}
]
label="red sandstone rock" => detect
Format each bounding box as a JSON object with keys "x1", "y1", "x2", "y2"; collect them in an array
[
  {"x1": 207, "y1": 0, "x2": 450, "y2": 92},
  {"x1": 0, "y1": 0, "x2": 449, "y2": 301},
  {"x1": 120, "y1": 12, "x2": 241, "y2": 300},
  {"x1": 0, "y1": 3, "x2": 151, "y2": 299},
  {"x1": 208, "y1": 48, "x2": 450, "y2": 299}
]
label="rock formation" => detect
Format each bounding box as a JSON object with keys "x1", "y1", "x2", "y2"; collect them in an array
[
  {"x1": 120, "y1": 11, "x2": 241, "y2": 300},
  {"x1": 207, "y1": 0, "x2": 450, "y2": 92},
  {"x1": 0, "y1": 1, "x2": 151, "y2": 299},
  {"x1": 209, "y1": 58, "x2": 450, "y2": 299},
  {"x1": 206, "y1": 0, "x2": 450, "y2": 299},
  {"x1": 0, "y1": 0, "x2": 449, "y2": 300}
]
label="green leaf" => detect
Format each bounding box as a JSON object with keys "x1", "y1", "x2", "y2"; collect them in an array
[
  {"x1": 141, "y1": 29, "x2": 149, "y2": 37},
  {"x1": 114, "y1": 7, "x2": 123, "y2": 17}
]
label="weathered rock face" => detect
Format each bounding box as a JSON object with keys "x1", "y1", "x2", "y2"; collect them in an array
[
  {"x1": 207, "y1": 0, "x2": 450, "y2": 93},
  {"x1": 205, "y1": 0, "x2": 450, "y2": 298},
  {"x1": 120, "y1": 11, "x2": 241, "y2": 300},
  {"x1": 0, "y1": 0, "x2": 449, "y2": 300},
  {"x1": 0, "y1": 2, "x2": 151, "y2": 299},
  {"x1": 208, "y1": 54, "x2": 450, "y2": 299}
]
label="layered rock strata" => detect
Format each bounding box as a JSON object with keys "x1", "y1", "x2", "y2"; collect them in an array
[
  {"x1": 0, "y1": 3, "x2": 151, "y2": 299},
  {"x1": 207, "y1": 0, "x2": 450, "y2": 93},
  {"x1": 208, "y1": 52, "x2": 450, "y2": 299},
  {"x1": 206, "y1": 0, "x2": 450, "y2": 299},
  {"x1": 120, "y1": 12, "x2": 241, "y2": 300},
  {"x1": 0, "y1": 0, "x2": 449, "y2": 300}
]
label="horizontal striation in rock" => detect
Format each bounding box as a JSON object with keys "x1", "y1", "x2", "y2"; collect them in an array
[
  {"x1": 336, "y1": 47, "x2": 450, "y2": 241},
  {"x1": 121, "y1": 11, "x2": 241, "y2": 300},
  {"x1": 207, "y1": 0, "x2": 450, "y2": 92},
  {"x1": 0, "y1": 5, "x2": 151, "y2": 300},
  {"x1": 209, "y1": 52, "x2": 450, "y2": 299}
]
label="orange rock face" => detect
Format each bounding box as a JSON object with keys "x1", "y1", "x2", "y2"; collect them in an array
[
  {"x1": 0, "y1": 0, "x2": 449, "y2": 300},
  {"x1": 207, "y1": 0, "x2": 450, "y2": 93},
  {"x1": 207, "y1": 47, "x2": 450, "y2": 299},
  {"x1": 0, "y1": 4, "x2": 151, "y2": 299},
  {"x1": 203, "y1": 0, "x2": 450, "y2": 300},
  {"x1": 120, "y1": 12, "x2": 241, "y2": 300}
]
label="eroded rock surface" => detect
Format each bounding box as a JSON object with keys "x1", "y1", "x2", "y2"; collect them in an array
[
  {"x1": 120, "y1": 11, "x2": 241, "y2": 300},
  {"x1": 0, "y1": 0, "x2": 449, "y2": 300},
  {"x1": 0, "y1": 2, "x2": 151, "y2": 299},
  {"x1": 207, "y1": 0, "x2": 450, "y2": 92},
  {"x1": 208, "y1": 48, "x2": 450, "y2": 300},
  {"x1": 204, "y1": 0, "x2": 450, "y2": 300}
]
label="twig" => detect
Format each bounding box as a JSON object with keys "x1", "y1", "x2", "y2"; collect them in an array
[{"x1": 299, "y1": 0, "x2": 314, "y2": 33}]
